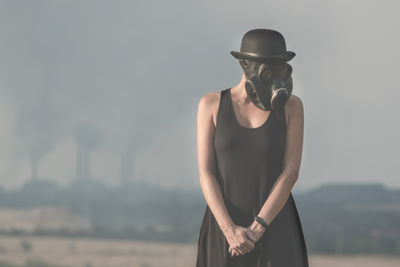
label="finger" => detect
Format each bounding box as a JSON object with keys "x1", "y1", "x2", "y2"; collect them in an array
[
  {"x1": 242, "y1": 237, "x2": 255, "y2": 250},
  {"x1": 236, "y1": 246, "x2": 248, "y2": 255},
  {"x1": 245, "y1": 229, "x2": 258, "y2": 243},
  {"x1": 243, "y1": 231, "x2": 256, "y2": 243},
  {"x1": 231, "y1": 248, "x2": 239, "y2": 257},
  {"x1": 233, "y1": 249, "x2": 240, "y2": 256},
  {"x1": 240, "y1": 241, "x2": 255, "y2": 254},
  {"x1": 229, "y1": 246, "x2": 238, "y2": 257},
  {"x1": 238, "y1": 247, "x2": 249, "y2": 255},
  {"x1": 231, "y1": 245, "x2": 243, "y2": 255},
  {"x1": 239, "y1": 235, "x2": 253, "y2": 248}
]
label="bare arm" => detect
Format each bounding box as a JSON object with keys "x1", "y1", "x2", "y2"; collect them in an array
[
  {"x1": 197, "y1": 92, "x2": 255, "y2": 256},
  {"x1": 197, "y1": 92, "x2": 235, "y2": 232},
  {"x1": 256, "y1": 95, "x2": 304, "y2": 227},
  {"x1": 243, "y1": 95, "x2": 304, "y2": 246}
]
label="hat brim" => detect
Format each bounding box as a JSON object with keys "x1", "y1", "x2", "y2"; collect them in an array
[{"x1": 230, "y1": 51, "x2": 296, "y2": 63}]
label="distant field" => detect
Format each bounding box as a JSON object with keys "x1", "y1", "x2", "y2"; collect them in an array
[
  {"x1": 0, "y1": 207, "x2": 91, "y2": 233},
  {"x1": 0, "y1": 235, "x2": 399, "y2": 267}
]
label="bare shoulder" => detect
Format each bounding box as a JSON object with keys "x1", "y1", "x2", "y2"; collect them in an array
[
  {"x1": 284, "y1": 94, "x2": 304, "y2": 126},
  {"x1": 197, "y1": 90, "x2": 221, "y2": 128},
  {"x1": 287, "y1": 94, "x2": 303, "y2": 112}
]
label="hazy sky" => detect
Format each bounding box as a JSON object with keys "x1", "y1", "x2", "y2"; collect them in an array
[{"x1": 0, "y1": 0, "x2": 399, "y2": 192}]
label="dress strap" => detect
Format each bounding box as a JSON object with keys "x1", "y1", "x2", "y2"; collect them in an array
[{"x1": 215, "y1": 88, "x2": 230, "y2": 130}]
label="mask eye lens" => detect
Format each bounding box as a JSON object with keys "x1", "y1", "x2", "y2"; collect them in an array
[
  {"x1": 280, "y1": 64, "x2": 292, "y2": 78},
  {"x1": 260, "y1": 69, "x2": 274, "y2": 81}
]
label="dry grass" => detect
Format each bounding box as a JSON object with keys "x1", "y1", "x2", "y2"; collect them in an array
[
  {"x1": 0, "y1": 236, "x2": 399, "y2": 267},
  {"x1": 0, "y1": 207, "x2": 91, "y2": 232},
  {"x1": 0, "y1": 208, "x2": 398, "y2": 266}
]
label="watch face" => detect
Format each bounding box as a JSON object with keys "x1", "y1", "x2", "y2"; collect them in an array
[{"x1": 240, "y1": 60, "x2": 293, "y2": 111}]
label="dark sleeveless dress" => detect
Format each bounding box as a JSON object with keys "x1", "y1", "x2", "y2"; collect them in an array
[{"x1": 196, "y1": 88, "x2": 309, "y2": 267}]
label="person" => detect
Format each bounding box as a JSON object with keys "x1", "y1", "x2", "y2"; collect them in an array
[{"x1": 196, "y1": 29, "x2": 310, "y2": 266}]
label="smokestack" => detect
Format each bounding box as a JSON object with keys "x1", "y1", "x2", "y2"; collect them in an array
[
  {"x1": 29, "y1": 146, "x2": 47, "y2": 180},
  {"x1": 74, "y1": 123, "x2": 100, "y2": 182}
]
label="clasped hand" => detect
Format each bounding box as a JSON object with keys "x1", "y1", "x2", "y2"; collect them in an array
[{"x1": 222, "y1": 220, "x2": 266, "y2": 258}]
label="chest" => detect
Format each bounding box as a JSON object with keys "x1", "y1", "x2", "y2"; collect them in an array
[{"x1": 214, "y1": 113, "x2": 286, "y2": 158}]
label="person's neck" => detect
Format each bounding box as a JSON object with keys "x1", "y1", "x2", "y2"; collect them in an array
[{"x1": 231, "y1": 74, "x2": 249, "y2": 103}]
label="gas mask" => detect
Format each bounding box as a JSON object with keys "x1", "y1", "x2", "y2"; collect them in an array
[{"x1": 239, "y1": 59, "x2": 293, "y2": 111}]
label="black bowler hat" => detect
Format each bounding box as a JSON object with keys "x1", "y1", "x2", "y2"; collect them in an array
[{"x1": 231, "y1": 28, "x2": 296, "y2": 63}]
